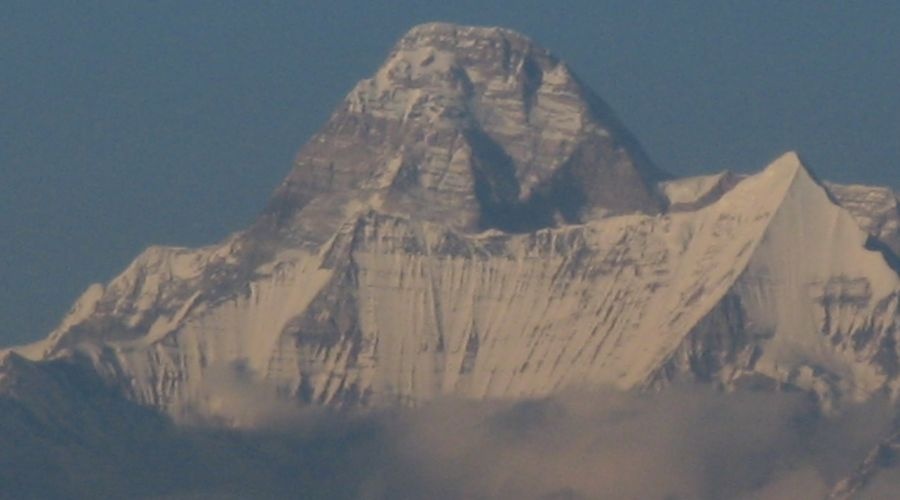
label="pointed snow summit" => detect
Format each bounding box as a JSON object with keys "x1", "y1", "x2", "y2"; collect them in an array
[
  {"x1": 259, "y1": 22, "x2": 667, "y2": 245},
  {"x1": 16, "y1": 149, "x2": 898, "y2": 416},
  {"x1": 4, "y1": 24, "x2": 900, "y2": 426},
  {"x1": 5, "y1": 22, "x2": 900, "y2": 499}
]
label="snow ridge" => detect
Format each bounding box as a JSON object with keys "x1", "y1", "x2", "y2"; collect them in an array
[
  {"x1": 2, "y1": 25, "x2": 898, "y2": 432},
  {"x1": 11, "y1": 151, "x2": 897, "y2": 419}
]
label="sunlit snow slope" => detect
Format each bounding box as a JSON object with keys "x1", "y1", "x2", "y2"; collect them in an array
[
  {"x1": 4, "y1": 24, "x2": 898, "y2": 425},
  {"x1": 10, "y1": 151, "x2": 897, "y2": 420}
]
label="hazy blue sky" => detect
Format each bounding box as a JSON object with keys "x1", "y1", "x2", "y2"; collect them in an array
[{"x1": 2, "y1": 1, "x2": 898, "y2": 345}]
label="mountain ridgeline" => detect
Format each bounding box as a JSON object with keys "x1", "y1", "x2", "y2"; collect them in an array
[
  {"x1": 257, "y1": 23, "x2": 668, "y2": 244},
  {"x1": 3, "y1": 22, "x2": 900, "y2": 499}
]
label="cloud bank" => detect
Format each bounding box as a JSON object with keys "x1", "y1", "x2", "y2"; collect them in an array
[
  {"x1": 177, "y1": 375, "x2": 898, "y2": 500},
  {"x1": 5, "y1": 371, "x2": 900, "y2": 499}
]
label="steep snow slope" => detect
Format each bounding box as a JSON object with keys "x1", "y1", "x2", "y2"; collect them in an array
[
  {"x1": 4, "y1": 24, "x2": 898, "y2": 427},
  {"x1": 655, "y1": 155, "x2": 900, "y2": 408},
  {"x1": 4, "y1": 21, "x2": 900, "y2": 499},
  {"x1": 13, "y1": 152, "x2": 897, "y2": 419}
]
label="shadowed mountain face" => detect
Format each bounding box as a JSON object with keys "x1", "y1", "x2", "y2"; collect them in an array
[
  {"x1": 257, "y1": 23, "x2": 667, "y2": 244},
  {"x1": 0, "y1": 351, "x2": 386, "y2": 500},
  {"x1": 827, "y1": 182, "x2": 900, "y2": 257},
  {"x1": 3, "y1": 22, "x2": 900, "y2": 499},
  {"x1": 9, "y1": 22, "x2": 899, "y2": 415}
]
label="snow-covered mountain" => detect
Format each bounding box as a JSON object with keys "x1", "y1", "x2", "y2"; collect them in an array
[
  {"x1": 827, "y1": 182, "x2": 900, "y2": 256},
  {"x1": 2, "y1": 22, "x2": 900, "y2": 498}
]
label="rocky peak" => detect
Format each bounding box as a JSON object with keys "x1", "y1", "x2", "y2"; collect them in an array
[
  {"x1": 356, "y1": 22, "x2": 568, "y2": 124},
  {"x1": 827, "y1": 181, "x2": 900, "y2": 256},
  {"x1": 258, "y1": 23, "x2": 667, "y2": 246}
]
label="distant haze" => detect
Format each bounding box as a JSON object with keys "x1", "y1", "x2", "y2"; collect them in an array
[{"x1": 2, "y1": 1, "x2": 898, "y2": 345}]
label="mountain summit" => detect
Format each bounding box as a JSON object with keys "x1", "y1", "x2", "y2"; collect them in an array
[
  {"x1": 3, "y1": 22, "x2": 900, "y2": 497},
  {"x1": 259, "y1": 23, "x2": 666, "y2": 244},
  {"x1": 8, "y1": 22, "x2": 899, "y2": 413}
]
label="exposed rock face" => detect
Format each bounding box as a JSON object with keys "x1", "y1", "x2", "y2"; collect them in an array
[
  {"x1": 827, "y1": 182, "x2": 900, "y2": 256},
  {"x1": 4, "y1": 23, "x2": 900, "y2": 497},
  {"x1": 11, "y1": 150, "x2": 897, "y2": 421},
  {"x1": 4, "y1": 24, "x2": 899, "y2": 428},
  {"x1": 258, "y1": 23, "x2": 666, "y2": 246}
]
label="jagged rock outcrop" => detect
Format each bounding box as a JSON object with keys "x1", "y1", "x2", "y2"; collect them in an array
[
  {"x1": 5, "y1": 24, "x2": 899, "y2": 426},
  {"x1": 4, "y1": 22, "x2": 900, "y2": 498},
  {"x1": 11, "y1": 148, "x2": 897, "y2": 421},
  {"x1": 827, "y1": 182, "x2": 900, "y2": 257},
  {"x1": 257, "y1": 22, "x2": 666, "y2": 247},
  {"x1": 3, "y1": 24, "x2": 900, "y2": 422}
]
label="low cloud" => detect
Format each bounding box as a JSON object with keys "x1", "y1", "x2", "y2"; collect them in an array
[
  {"x1": 362, "y1": 387, "x2": 832, "y2": 499},
  {"x1": 7, "y1": 374, "x2": 899, "y2": 499},
  {"x1": 174, "y1": 360, "x2": 325, "y2": 431},
  {"x1": 352, "y1": 385, "x2": 897, "y2": 499},
  {"x1": 179, "y1": 376, "x2": 898, "y2": 499}
]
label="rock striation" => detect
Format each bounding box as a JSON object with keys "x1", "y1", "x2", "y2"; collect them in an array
[
  {"x1": 258, "y1": 22, "x2": 667, "y2": 247},
  {"x1": 4, "y1": 24, "x2": 899, "y2": 428},
  {"x1": 4, "y1": 23, "x2": 900, "y2": 497}
]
